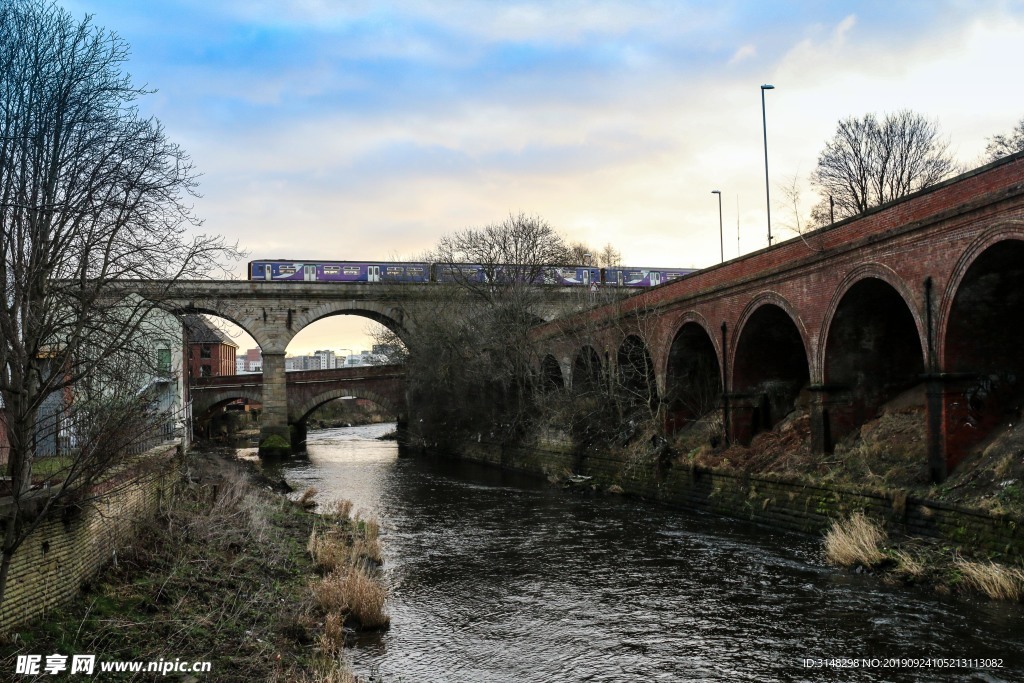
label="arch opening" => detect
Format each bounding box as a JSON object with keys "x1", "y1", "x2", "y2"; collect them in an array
[
  {"x1": 732, "y1": 304, "x2": 810, "y2": 443},
  {"x1": 572, "y1": 346, "x2": 603, "y2": 394},
  {"x1": 823, "y1": 278, "x2": 924, "y2": 449},
  {"x1": 617, "y1": 335, "x2": 657, "y2": 408},
  {"x1": 665, "y1": 322, "x2": 722, "y2": 434},
  {"x1": 943, "y1": 240, "x2": 1024, "y2": 463},
  {"x1": 541, "y1": 354, "x2": 564, "y2": 392}
]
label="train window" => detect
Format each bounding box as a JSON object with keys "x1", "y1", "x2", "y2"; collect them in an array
[
  {"x1": 407, "y1": 267, "x2": 424, "y2": 275},
  {"x1": 343, "y1": 266, "x2": 360, "y2": 275},
  {"x1": 323, "y1": 266, "x2": 341, "y2": 274},
  {"x1": 386, "y1": 266, "x2": 404, "y2": 275},
  {"x1": 280, "y1": 266, "x2": 296, "y2": 275}
]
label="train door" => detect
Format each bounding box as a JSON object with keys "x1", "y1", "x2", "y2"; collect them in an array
[
  {"x1": 582, "y1": 269, "x2": 590, "y2": 286},
  {"x1": 264, "y1": 264, "x2": 272, "y2": 281},
  {"x1": 303, "y1": 265, "x2": 317, "y2": 281},
  {"x1": 368, "y1": 265, "x2": 380, "y2": 282},
  {"x1": 650, "y1": 271, "x2": 661, "y2": 286},
  {"x1": 617, "y1": 270, "x2": 624, "y2": 287}
]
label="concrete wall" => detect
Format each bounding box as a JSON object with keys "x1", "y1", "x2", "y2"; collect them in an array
[{"x1": 0, "y1": 450, "x2": 177, "y2": 633}]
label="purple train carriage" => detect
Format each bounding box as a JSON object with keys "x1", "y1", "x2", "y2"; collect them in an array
[{"x1": 247, "y1": 260, "x2": 695, "y2": 288}]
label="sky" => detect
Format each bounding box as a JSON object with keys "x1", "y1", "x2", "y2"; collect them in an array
[{"x1": 64, "y1": 0, "x2": 1024, "y2": 355}]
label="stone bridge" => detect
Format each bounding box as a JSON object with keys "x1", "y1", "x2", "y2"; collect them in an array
[
  {"x1": 533, "y1": 151, "x2": 1024, "y2": 481},
  {"x1": 126, "y1": 276, "x2": 606, "y2": 451},
  {"x1": 190, "y1": 365, "x2": 406, "y2": 450}
]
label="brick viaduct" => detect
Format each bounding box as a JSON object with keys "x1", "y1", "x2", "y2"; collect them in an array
[
  {"x1": 533, "y1": 152, "x2": 1024, "y2": 482},
  {"x1": 190, "y1": 365, "x2": 406, "y2": 449}
]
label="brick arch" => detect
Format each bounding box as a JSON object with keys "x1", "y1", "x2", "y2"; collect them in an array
[
  {"x1": 291, "y1": 388, "x2": 403, "y2": 424},
  {"x1": 729, "y1": 291, "x2": 811, "y2": 387},
  {"x1": 817, "y1": 263, "x2": 925, "y2": 382},
  {"x1": 937, "y1": 220, "x2": 1024, "y2": 367},
  {"x1": 660, "y1": 310, "x2": 721, "y2": 381},
  {"x1": 663, "y1": 312, "x2": 722, "y2": 433},
  {"x1": 192, "y1": 389, "x2": 263, "y2": 422},
  {"x1": 571, "y1": 344, "x2": 603, "y2": 392},
  {"x1": 159, "y1": 302, "x2": 267, "y2": 351}
]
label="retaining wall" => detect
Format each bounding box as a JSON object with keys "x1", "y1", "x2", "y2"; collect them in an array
[
  {"x1": 446, "y1": 435, "x2": 1024, "y2": 562},
  {"x1": 0, "y1": 449, "x2": 178, "y2": 632}
]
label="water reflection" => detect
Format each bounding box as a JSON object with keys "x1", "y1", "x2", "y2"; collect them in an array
[{"x1": 250, "y1": 424, "x2": 1024, "y2": 683}]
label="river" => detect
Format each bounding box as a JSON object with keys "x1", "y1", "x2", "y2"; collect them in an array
[{"x1": 247, "y1": 424, "x2": 1024, "y2": 682}]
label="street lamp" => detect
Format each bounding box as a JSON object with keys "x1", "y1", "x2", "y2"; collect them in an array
[
  {"x1": 711, "y1": 190, "x2": 723, "y2": 263},
  {"x1": 761, "y1": 83, "x2": 775, "y2": 247}
]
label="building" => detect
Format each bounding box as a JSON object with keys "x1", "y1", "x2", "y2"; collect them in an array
[
  {"x1": 184, "y1": 315, "x2": 238, "y2": 377},
  {"x1": 314, "y1": 349, "x2": 337, "y2": 370}
]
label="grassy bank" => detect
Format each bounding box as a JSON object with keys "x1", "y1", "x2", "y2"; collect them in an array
[
  {"x1": 824, "y1": 511, "x2": 1024, "y2": 601},
  {"x1": 0, "y1": 452, "x2": 390, "y2": 681}
]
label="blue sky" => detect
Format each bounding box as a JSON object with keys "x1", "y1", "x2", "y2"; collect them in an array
[{"x1": 62, "y1": 0, "x2": 1024, "y2": 353}]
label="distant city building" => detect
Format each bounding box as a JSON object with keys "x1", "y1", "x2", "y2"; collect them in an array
[
  {"x1": 314, "y1": 349, "x2": 336, "y2": 370},
  {"x1": 184, "y1": 315, "x2": 238, "y2": 377}
]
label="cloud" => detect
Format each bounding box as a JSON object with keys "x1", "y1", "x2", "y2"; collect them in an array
[{"x1": 729, "y1": 44, "x2": 757, "y2": 64}]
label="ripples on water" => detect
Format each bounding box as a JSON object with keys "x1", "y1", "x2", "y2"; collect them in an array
[{"x1": 249, "y1": 424, "x2": 1024, "y2": 683}]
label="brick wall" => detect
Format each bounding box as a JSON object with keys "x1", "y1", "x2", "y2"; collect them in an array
[
  {"x1": 447, "y1": 439, "x2": 1024, "y2": 562},
  {"x1": 0, "y1": 450, "x2": 177, "y2": 633}
]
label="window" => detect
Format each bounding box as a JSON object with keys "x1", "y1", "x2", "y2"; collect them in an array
[
  {"x1": 200, "y1": 365, "x2": 211, "y2": 377},
  {"x1": 157, "y1": 348, "x2": 172, "y2": 373},
  {"x1": 200, "y1": 345, "x2": 212, "y2": 359}
]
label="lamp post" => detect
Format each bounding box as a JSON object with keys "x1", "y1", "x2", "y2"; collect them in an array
[
  {"x1": 760, "y1": 83, "x2": 774, "y2": 247},
  {"x1": 711, "y1": 190, "x2": 723, "y2": 263}
]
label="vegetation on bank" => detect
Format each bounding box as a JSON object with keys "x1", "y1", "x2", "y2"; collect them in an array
[
  {"x1": 824, "y1": 512, "x2": 1024, "y2": 602},
  {"x1": 0, "y1": 453, "x2": 390, "y2": 682}
]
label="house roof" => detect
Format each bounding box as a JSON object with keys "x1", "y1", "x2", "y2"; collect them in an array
[{"x1": 183, "y1": 315, "x2": 239, "y2": 348}]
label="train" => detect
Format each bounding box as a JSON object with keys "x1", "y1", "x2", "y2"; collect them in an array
[{"x1": 247, "y1": 259, "x2": 696, "y2": 288}]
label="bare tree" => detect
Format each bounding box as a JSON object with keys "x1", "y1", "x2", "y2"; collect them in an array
[
  {"x1": 985, "y1": 116, "x2": 1024, "y2": 161},
  {"x1": 810, "y1": 110, "x2": 957, "y2": 222},
  {"x1": 0, "y1": 1, "x2": 237, "y2": 605}
]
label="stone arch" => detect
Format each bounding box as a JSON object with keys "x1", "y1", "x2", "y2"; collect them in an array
[
  {"x1": 540, "y1": 354, "x2": 565, "y2": 392},
  {"x1": 730, "y1": 293, "x2": 811, "y2": 443},
  {"x1": 291, "y1": 302, "x2": 412, "y2": 347},
  {"x1": 291, "y1": 388, "x2": 402, "y2": 424},
  {"x1": 664, "y1": 318, "x2": 722, "y2": 434},
  {"x1": 572, "y1": 345, "x2": 603, "y2": 393},
  {"x1": 820, "y1": 272, "x2": 926, "y2": 450},
  {"x1": 938, "y1": 228, "x2": 1024, "y2": 466}
]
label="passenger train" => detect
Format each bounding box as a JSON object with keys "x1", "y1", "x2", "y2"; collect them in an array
[{"x1": 247, "y1": 260, "x2": 696, "y2": 288}]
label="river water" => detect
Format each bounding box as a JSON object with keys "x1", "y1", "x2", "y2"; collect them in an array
[{"x1": 248, "y1": 424, "x2": 1024, "y2": 682}]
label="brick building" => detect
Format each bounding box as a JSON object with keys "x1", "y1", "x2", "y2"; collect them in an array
[{"x1": 184, "y1": 315, "x2": 238, "y2": 378}]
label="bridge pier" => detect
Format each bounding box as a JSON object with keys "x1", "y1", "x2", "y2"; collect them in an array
[
  {"x1": 291, "y1": 420, "x2": 307, "y2": 453},
  {"x1": 259, "y1": 352, "x2": 291, "y2": 456}
]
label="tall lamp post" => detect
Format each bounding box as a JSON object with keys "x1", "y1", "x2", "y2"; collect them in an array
[
  {"x1": 711, "y1": 190, "x2": 723, "y2": 263},
  {"x1": 760, "y1": 83, "x2": 774, "y2": 247}
]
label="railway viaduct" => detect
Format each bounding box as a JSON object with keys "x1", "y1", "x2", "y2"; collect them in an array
[
  {"x1": 124, "y1": 280, "x2": 601, "y2": 451},
  {"x1": 190, "y1": 365, "x2": 406, "y2": 450},
  {"x1": 533, "y1": 151, "x2": 1024, "y2": 482}
]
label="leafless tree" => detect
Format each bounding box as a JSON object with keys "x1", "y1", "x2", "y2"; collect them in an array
[
  {"x1": 0, "y1": 1, "x2": 237, "y2": 605},
  {"x1": 985, "y1": 116, "x2": 1024, "y2": 161},
  {"x1": 810, "y1": 110, "x2": 957, "y2": 222}
]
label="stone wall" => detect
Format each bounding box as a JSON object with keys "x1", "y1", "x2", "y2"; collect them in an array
[
  {"x1": 0, "y1": 449, "x2": 177, "y2": 633},
  {"x1": 447, "y1": 438, "x2": 1024, "y2": 562}
]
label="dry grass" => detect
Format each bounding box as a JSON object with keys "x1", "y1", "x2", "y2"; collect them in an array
[
  {"x1": 892, "y1": 549, "x2": 926, "y2": 579},
  {"x1": 954, "y1": 557, "x2": 1024, "y2": 601},
  {"x1": 298, "y1": 486, "x2": 319, "y2": 509},
  {"x1": 823, "y1": 512, "x2": 887, "y2": 567},
  {"x1": 311, "y1": 568, "x2": 390, "y2": 630},
  {"x1": 306, "y1": 497, "x2": 390, "y2": 636}
]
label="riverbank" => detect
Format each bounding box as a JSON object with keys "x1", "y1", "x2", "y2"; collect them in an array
[{"x1": 0, "y1": 450, "x2": 388, "y2": 682}]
